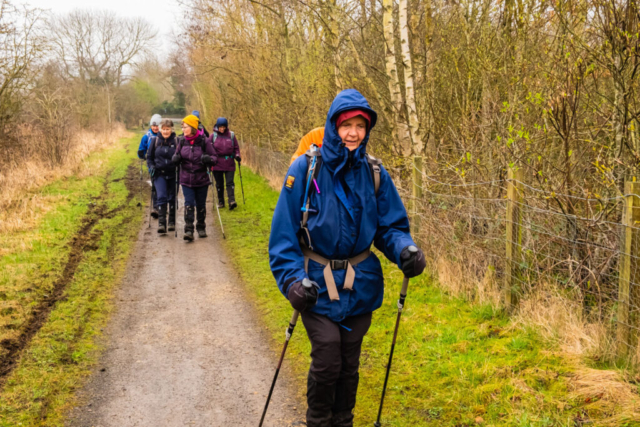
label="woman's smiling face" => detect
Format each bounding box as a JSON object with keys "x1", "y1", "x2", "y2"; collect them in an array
[{"x1": 337, "y1": 116, "x2": 367, "y2": 151}]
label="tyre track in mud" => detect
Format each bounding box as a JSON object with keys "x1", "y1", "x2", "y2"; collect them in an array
[
  {"x1": 0, "y1": 170, "x2": 130, "y2": 390},
  {"x1": 66, "y1": 174, "x2": 302, "y2": 427}
]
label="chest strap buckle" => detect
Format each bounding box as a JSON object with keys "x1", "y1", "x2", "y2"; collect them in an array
[{"x1": 331, "y1": 260, "x2": 348, "y2": 270}]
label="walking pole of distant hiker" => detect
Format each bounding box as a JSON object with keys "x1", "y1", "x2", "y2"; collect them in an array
[
  {"x1": 237, "y1": 160, "x2": 246, "y2": 204},
  {"x1": 208, "y1": 169, "x2": 226, "y2": 239}
]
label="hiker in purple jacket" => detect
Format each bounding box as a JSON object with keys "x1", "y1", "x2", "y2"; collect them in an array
[
  {"x1": 209, "y1": 117, "x2": 241, "y2": 210},
  {"x1": 171, "y1": 114, "x2": 218, "y2": 241}
]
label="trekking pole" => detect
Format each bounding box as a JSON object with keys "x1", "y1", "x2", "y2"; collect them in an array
[
  {"x1": 148, "y1": 172, "x2": 153, "y2": 229},
  {"x1": 374, "y1": 246, "x2": 417, "y2": 427},
  {"x1": 175, "y1": 167, "x2": 180, "y2": 238},
  {"x1": 208, "y1": 170, "x2": 226, "y2": 239},
  {"x1": 259, "y1": 308, "x2": 301, "y2": 427},
  {"x1": 138, "y1": 160, "x2": 143, "y2": 206},
  {"x1": 238, "y1": 161, "x2": 246, "y2": 204}
]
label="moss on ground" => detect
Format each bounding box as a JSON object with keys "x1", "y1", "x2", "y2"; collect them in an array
[
  {"x1": 219, "y1": 167, "x2": 637, "y2": 427},
  {"x1": 0, "y1": 134, "x2": 144, "y2": 426}
]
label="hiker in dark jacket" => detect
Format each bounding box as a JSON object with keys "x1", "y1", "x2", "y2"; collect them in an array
[
  {"x1": 268, "y1": 89, "x2": 426, "y2": 427},
  {"x1": 192, "y1": 110, "x2": 210, "y2": 138},
  {"x1": 147, "y1": 119, "x2": 178, "y2": 235},
  {"x1": 139, "y1": 114, "x2": 162, "y2": 219},
  {"x1": 209, "y1": 117, "x2": 240, "y2": 210},
  {"x1": 171, "y1": 114, "x2": 217, "y2": 241}
]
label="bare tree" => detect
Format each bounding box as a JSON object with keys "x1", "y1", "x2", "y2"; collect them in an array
[
  {"x1": 0, "y1": 0, "x2": 45, "y2": 142},
  {"x1": 49, "y1": 10, "x2": 157, "y2": 87}
]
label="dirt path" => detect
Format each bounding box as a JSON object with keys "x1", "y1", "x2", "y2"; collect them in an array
[{"x1": 67, "y1": 194, "x2": 303, "y2": 427}]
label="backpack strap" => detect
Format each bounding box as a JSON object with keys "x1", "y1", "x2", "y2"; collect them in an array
[
  {"x1": 366, "y1": 153, "x2": 382, "y2": 194},
  {"x1": 300, "y1": 145, "x2": 322, "y2": 250},
  {"x1": 213, "y1": 131, "x2": 236, "y2": 150}
]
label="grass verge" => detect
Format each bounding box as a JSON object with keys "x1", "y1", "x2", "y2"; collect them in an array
[
  {"x1": 220, "y1": 167, "x2": 640, "y2": 427},
  {"x1": 0, "y1": 134, "x2": 145, "y2": 426}
]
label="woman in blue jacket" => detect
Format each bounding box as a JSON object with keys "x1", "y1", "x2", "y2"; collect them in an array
[{"x1": 268, "y1": 89, "x2": 425, "y2": 427}]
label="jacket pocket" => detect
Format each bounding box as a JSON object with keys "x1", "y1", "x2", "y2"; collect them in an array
[{"x1": 349, "y1": 253, "x2": 384, "y2": 314}]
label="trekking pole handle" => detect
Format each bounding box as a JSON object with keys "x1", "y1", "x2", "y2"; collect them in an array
[
  {"x1": 286, "y1": 310, "x2": 299, "y2": 340},
  {"x1": 398, "y1": 277, "x2": 409, "y2": 310}
]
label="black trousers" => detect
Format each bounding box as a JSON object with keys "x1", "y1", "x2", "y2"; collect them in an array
[
  {"x1": 213, "y1": 170, "x2": 236, "y2": 204},
  {"x1": 301, "y1": 311, "x2": 372, "y2": 427}
]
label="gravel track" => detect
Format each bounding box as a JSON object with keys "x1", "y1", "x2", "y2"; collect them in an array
[{"x1": 67, "y1": 196, "x2": 302, "y2": 427}]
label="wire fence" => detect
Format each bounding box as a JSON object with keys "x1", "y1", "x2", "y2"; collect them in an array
[{"x1": 238, "y1": 136, "x2": 640, "y2": 365}]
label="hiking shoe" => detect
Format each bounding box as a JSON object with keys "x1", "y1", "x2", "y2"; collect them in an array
[
  {"x1": 157, "y1": 224, "x2": 167, "y2": 234},
  {"x1": 183, "y1": 231, "x2": 194, "y2": 242},
  {"x1": 197, "y1": 229, "x2": 207, "y2": 238},
  {"x1": 151, "y1": 209, "x2": 159, "y2": 219},
  {"x1": 229, "y1": 201, "x2": 238, "y2": 210},
  {"x1": 217, "y1": 202, "x2": 225, "y2": 208},
  {"x1": 167, "y1": 222, "x2": 175, "y2": 232}
]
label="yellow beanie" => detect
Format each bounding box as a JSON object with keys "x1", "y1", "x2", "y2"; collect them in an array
[{"x1": 182, "y1": 114, "x2": 199, "y2": 130}]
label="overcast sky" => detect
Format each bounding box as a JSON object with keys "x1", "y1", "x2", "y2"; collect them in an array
[{"x1": 18, "y1": 0, "x2": 184, "y2": 53}]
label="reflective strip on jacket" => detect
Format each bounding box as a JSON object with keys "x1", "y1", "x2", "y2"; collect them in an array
[{"x1": 268, "y1": 89, "x2": 415, "y2": 323}]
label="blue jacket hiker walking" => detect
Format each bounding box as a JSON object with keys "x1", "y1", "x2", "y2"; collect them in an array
[
  {"x1": 138, "y1": 114, "x2": 162, "y2": 219},
  {"x1": 268, "y1": 89, "x2": 426, "y2": 427}
]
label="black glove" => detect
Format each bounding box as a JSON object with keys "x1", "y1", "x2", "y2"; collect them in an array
[
  {"x1": 137, "y1": 150, "x2": 146, "y2": 160},
  {"x1": 235, "y1": 156, "x2": 241, "y2": 163},
  {"x1": 172, "y1": 153, "x2": 181, "y2": 164},
  {"x1": 400, "y1": 245, "x2": 426, "y2": 278},
  {"x1": 149, "y1": 167, "x2": 155, "y2": 178},
  {"x1": 202, "y1": 154, "x2": 212, "y2": 166},
  {"x1": 287, "y1": 279, "x2": 318, "y2": 312}
]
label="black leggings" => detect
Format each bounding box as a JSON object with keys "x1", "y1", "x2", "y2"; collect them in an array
[{"x1": 213, "y1": 170, "x2": 235, "y2": 203}]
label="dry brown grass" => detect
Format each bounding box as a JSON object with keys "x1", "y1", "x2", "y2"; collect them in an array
[
  {"x1": 513, "y1": 283, "x2": 616, "y2": 362},
  {"x1": 0, "y1": 125, "x2": 130, "y2": 234},
  {"x1": 433, "y1": 256, "x2": 503, "y2": 306},
  {"x1": 569, "y1": 367, "x2": 640, "y2": 425}
]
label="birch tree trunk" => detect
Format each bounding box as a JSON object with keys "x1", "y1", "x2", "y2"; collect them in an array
[
  {"x1": 399, "y1": 0, "x2": 423, "y2": 155},
  {"x1": 326, "y1": 0, "x2": 343, "y2": 94},
  {"x1": 383, "y1": 0, "x2": 411, "y2": 156}
]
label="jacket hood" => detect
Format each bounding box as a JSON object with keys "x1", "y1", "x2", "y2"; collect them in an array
[
  {"x1": 216, "y1": 117, "x2": 228, "y2": 128},
  {"x1": 321, "y1": 89, "x2": 377, "y2": 173}
]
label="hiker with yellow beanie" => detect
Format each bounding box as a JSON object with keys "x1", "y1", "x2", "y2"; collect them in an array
[{"x1": 172, "y1": 114, "x2": 218, "y2": 241}]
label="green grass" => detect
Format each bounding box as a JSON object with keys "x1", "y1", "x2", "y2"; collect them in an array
[
  {"x1": 0, "y1": 134, "x2": 144, "y2": 426},
  {"x1": 220, "y1": 167, "x2": 627, "y2": 426}
]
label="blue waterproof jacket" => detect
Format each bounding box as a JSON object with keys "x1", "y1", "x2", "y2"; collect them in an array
[
  {"x1": 268, "y1": 89, "x2": 415, "y2": 322},
  {"x1": 138, "y1": 128, "x2": 159, "y2": 160}
]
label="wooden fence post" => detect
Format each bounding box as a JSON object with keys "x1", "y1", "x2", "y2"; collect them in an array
[
  {"x1": 617, "y1": 180, "x2": 640, "y2": 359},
  {"x1": 411, "y1": 156, "x2": 423, "y2": 236},
  {"x1": 505, "y1": 166, "x2": 523, "y2": 312}
]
